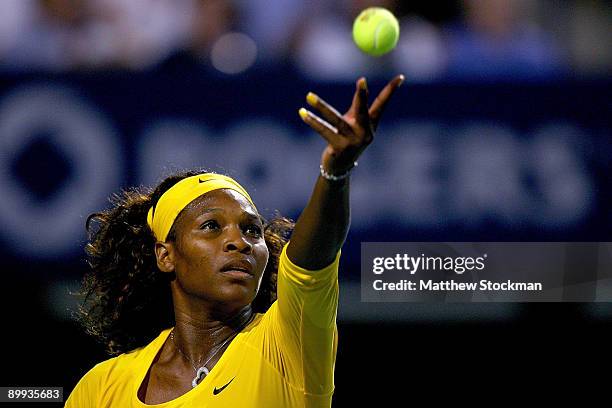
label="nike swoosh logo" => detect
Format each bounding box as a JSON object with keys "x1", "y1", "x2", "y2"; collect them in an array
[
  {"x1": 213, "y1": 377, "x2": 235, "y2": 395},
  {"x1": 199, "y1": 178, "x2": 214, "y2": 183}
]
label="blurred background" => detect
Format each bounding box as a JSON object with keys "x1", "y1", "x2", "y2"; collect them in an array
[{"x1": 0, "y1": 0, "x2": 610, "y2": 405}]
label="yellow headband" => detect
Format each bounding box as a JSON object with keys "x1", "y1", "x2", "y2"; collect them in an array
[{"x1": 147, "y1": 173, "x2": 256, "y2": 241}]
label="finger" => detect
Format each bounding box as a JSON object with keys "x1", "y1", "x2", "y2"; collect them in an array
[
  {"x1": 369, "y1": 74, "x2": 405, "y2": 128},
  {"x1": 306, "y1": 92, "x2": 354, "y2": 136},
  {"x1": 351, "y1": 77, "x2": 370, "y2": 127},
  {"x1": 298, "y1": 108, "x2": 345, "y2": 147}
]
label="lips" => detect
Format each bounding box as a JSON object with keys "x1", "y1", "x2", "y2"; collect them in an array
[{"x1": 220, "y1": 258, "x2": 254, "y2": 275}]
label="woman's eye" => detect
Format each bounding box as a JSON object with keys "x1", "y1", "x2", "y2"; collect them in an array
[
  {"x1": 200, "y1": 220, "x2": 220, "y2": 230},
  {"x1": 245, "y1": 224, "x2": 263, "y2": 236}
]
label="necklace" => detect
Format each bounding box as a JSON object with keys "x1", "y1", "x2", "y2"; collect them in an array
[{"x1": 170, "y1": 314, "x2": 254, "y2": 388}]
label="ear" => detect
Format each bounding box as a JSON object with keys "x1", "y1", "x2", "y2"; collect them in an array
[{"x1": 155, "y1": 241, "x2": 176, "y2": 273}]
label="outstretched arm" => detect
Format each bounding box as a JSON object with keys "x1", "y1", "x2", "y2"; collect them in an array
[{"x1": 287, "y1": 75, "x2": 404, "y2": 270}]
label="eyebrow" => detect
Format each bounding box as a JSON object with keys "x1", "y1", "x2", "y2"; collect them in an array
[{"x1": 200, "y1": 208, "x2": 223, "y2": 214}]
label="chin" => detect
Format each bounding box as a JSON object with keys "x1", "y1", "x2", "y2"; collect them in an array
[{"x1": 217, "y1": 285, "x2": 257, "y2": 309}]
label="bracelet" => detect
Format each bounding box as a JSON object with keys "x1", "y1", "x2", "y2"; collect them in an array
[{"x1": 319, "y1": 162, "x2": 358, "y2": 181}]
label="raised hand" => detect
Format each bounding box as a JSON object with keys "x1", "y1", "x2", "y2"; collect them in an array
[{"x1": 299, "y1": 75, "x2": 405, "y2": 177}]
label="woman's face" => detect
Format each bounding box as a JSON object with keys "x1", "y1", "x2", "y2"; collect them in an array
[{"x1": 167, "y1": 188, "x2": 269, "y2": 313}]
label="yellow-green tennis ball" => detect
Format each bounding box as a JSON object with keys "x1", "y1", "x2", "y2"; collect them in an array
[{"x1": 352, "y1": 7, "x2": 400, "y2": 57}]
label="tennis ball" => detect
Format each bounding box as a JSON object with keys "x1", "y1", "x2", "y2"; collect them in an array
[{"x1": 352, "y1": 7, "x2": 400, "y2": 57}]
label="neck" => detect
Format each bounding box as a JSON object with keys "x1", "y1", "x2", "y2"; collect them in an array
[{"x1": 171, "y1": 305, "x2": 253, "y2": 365}]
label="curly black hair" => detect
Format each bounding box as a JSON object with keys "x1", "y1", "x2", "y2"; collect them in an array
[{"x1": 76, "y1": 169, "x2": 294, "y2": 356}]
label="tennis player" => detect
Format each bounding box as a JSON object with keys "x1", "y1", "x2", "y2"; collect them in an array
[{"x1": 66, "y1": 75, "x2": 404, "y2": 407}]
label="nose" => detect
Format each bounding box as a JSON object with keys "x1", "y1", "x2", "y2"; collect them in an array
[{"x1": 223, "y1": 225, "x2": 253, "y2": 254}]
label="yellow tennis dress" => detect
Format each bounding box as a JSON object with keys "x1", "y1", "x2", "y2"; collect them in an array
[{"x1": 66, "y1": 243, "x2": 340, "y2": 407}]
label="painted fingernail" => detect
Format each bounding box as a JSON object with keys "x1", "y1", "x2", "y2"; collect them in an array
[
  {"x1": 306, "y1": 92, "x2": 318, "y2": 106},
  {"x1": 298, "y1": 108, "x2": 309, "y2": 120},
  {"x1": 359, "y1": 78, "x2": 368, "y2": 92},
  {"x1": 398, "y1": 74, "x2": 405, "y2": 86}
]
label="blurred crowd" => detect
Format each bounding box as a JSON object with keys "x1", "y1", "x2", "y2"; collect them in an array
[{"x1": 0, "y1": 0, "x2": 610, "y2": 80}]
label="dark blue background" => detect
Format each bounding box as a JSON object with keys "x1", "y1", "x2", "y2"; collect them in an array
[{"x1": 1, "y1": 68, "x2": 610, "y2": 405}]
